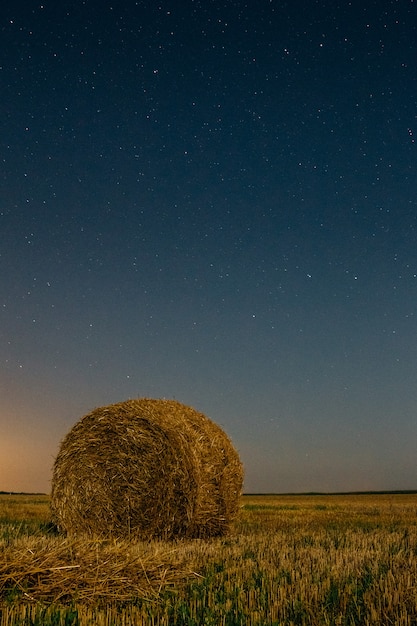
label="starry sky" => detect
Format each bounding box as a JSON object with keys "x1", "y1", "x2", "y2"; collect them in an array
[{"x1": 1, "y1": 0, "x2": 417, "y2": 494}]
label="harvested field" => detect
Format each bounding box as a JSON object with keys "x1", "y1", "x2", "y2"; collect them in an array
[{"x1": 1, "y1": 493, "x2": 417, "y2": 624}]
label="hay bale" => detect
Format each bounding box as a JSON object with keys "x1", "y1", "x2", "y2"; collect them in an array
[{"x1": 50, "y1": 398, "x2": 243, "y2": 539}]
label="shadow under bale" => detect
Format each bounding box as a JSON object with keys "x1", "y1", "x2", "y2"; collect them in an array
[{"x1": 50, "y1": 398, "x2": 243, "y2": 539}]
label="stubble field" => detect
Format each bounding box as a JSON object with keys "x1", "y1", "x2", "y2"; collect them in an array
[{"x1": 1, "y1": 492, "x2": 417, "y2": 625}]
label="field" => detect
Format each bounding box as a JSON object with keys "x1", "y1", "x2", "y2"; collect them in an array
[{"x1": 1, "y1": 493, "x2": 417, "y2": 625}]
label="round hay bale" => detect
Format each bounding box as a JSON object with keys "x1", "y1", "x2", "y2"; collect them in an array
[{"x1": 50, "y1": 398, "x2": 243, "y2": 539}]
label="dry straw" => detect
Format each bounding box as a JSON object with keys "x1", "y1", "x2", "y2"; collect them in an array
[
  {"x1": 50, "y1": 398, "x2": 243, "y2": 539},
  {"x1": 0, "y1": 535, "x2": 199, "y2": 604}
]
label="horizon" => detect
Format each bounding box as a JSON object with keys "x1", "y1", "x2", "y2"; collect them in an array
[{"x1": 3, "y1": 490, "x2": 417, "y2": 498}]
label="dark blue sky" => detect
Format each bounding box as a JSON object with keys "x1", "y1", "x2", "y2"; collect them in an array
[{"x1": 2, "y1": 0, "x2": 417, "y2": 493}]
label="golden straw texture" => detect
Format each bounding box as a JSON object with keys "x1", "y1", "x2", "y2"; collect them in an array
[{"x1": 50, "y1": 398, "x2": 243, "y2": 539}]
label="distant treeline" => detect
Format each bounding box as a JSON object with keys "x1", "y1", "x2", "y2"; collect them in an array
[
  {"x1": 244, "y1": 490, "x2": 417, "y2": 496},
  {"x1": 0, "y1": 491, "x2": 47, "y2": 495},
  {"x1": 2, "y1": 490, "x2": 417, "y2": 496}
]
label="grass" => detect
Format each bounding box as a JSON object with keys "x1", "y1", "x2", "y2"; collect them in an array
[{"x1": 1, "y1": 493, "x2": 417, "y2": 624}]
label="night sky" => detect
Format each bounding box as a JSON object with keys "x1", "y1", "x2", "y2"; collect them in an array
[{"x1": 2, "y1": 0, "x2": 417, "y2": 494}]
